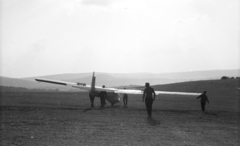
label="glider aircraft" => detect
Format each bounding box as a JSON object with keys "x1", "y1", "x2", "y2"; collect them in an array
[{"x1": 35, "y1": 72, "x2": 202, "y2": 107}]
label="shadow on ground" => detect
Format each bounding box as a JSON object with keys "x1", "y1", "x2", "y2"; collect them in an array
[{"x1": 146, "y1": 117, "x2": 161, "y2": 126}]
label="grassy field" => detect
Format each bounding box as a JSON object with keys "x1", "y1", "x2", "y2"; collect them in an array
[{"x1": 0, "y1": 79, "x2": 239, "y2": 146}]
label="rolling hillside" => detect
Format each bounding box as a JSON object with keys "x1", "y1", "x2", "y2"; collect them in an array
[
  {"x1": 151, "y1": 78, "x2": 239, "y2": 105},
  {"x1": 22, "y1": 69, "x2": 240, "y2": 81},
  {"x1": 0, "y1": 76, "x2": 77, "y2": 91},
  {"x1": 1, "y1": 69, "x2": 239, "y2": 91}
]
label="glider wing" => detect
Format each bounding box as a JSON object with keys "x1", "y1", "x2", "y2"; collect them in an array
[
  {"x1": 35, "y1": 78, "x2": 201, "y2": 96},
  {"x1": 115, "y1": 89, "x2": 201, "y2": 96}
]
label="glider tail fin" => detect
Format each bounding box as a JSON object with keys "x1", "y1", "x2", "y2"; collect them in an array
[
  {"x1": 91, "y1": 72, "x2": 96, "y2": 92},
  {"x1": 89, "y1": 72, "x2": 97, "y2": 108}
]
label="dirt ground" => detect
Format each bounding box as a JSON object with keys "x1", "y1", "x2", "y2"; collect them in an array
[{"x1": 0, "y1": 91, "x2": 239, "y2": 146}]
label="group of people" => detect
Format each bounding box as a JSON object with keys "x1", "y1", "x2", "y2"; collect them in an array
[
  {"x1": 98, "y1": 86, "x2": 128, "y2": 108},
  {"x1": 142, "y1": 82, "x2": 210, "y2": 117},
  {"x1": 96, "y1": 83, "x2": 209, "y2": 117}
]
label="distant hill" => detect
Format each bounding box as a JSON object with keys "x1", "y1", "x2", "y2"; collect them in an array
[
  {"x1": 151, "y1": 78, "x2": 240, "y2": 96},
  {"x1": 1, "y1": 76, "x2": 239, "y2": 96},
  {"x1": 22, "y1": 69, "x2": 240, "y2": 81},
  {"x1": 22, "y1": 73, "x2": 188, "y2": 87},
  {"x1": 0, "y1": 76, "x2": 40, "y2": 88},
  {"x1": 0, "y1": 86, "x2": 60, "y2": 92},
  {"x1": 23, "y1": 72, "x2": 93, "y2": 81},
  {"x1": 1, "y1": 69, "x2": 239, "y2": 91},
  {"x1": 65, "y1": 74, "x2": 186, "y2": 87},
  {"x1": 0, "y1": 76, "x2": 77, "y2": 91},
  {"x1": 21, "y1": 69, "x2": 240, "y2": 86},
  {"x1": 156, "y1": 69, "x2": 240, "y2": 80}
]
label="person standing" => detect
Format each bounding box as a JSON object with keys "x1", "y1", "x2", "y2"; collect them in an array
[
  {"x1": 99, "y1": 85, "x2": 107, "y2": 108},
  {"x1": 123, "y1": 87, "x2": 128, "y2": 106},
  {"x1": 196, "y1": 91, "x2": 209, "y2": 111},
  {"x1": 89, "y1": 93, "x2": 95, "y2": 108},
  {"x1": 142, "y1": 82, "x2": 156, "y2": 117}
]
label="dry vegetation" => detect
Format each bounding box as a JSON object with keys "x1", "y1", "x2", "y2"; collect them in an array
[{"x1": 0, "y1": 79, "x2": 239, "y2": 146}]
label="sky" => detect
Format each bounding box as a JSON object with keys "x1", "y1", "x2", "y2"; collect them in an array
[{"x1": 1, "y1": 0, "x2": 239, "y2": 78}]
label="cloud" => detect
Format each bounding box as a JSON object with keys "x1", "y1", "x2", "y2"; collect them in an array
[
  {"x1": 173, "y1": 14, "x2": 209, "y2": 25},
  {"x1": 61, "y1": 1, "x2": 79, "y2": 14},
  {"x1": 81, "y1": 0, "x2": 113, "y2": 7},
  {"x1": 28, "y1": 38, "x2": 50, "y2": 53},
  {"x1": 54, "y1": 0, "x2": 116, "y2": 15}
]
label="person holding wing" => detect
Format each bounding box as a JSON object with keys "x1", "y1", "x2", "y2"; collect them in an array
[{"x1": 142, "y1": 82, "x2": 156, "y2": 117}]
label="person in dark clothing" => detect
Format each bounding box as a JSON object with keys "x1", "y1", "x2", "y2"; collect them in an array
[
  {"x1": 99, "y1": 85, "x2": 107, "y2": 108},
  {"x1": 142, "y1": 82, "x2": 156, "y2": 117},
  {"x1": 89, "y1": 93, "x2": 95, "y2": 108},
  {"x1": 196, "y1": 91, "x2": 209, "y2": 111},
  {"x1": 123, "y1": 87, "x2": 128, "y2": 106}
]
